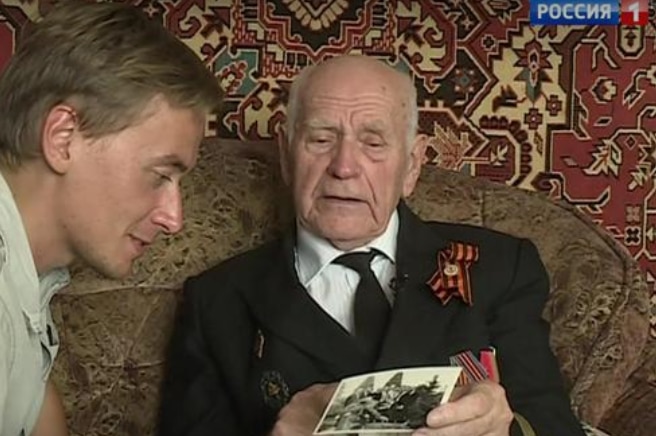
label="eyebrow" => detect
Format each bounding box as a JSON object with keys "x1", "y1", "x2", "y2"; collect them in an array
[
  {"x1": 149, "y1": 154, "x2": 189, "y2": 173},
  {"x1": 302, "y1": 119, "x2": 339, "y2": 131},
  {"x1": 302, "y1": 119, "x2": 389, "y2": 133},
  {"x1": 360, "y1": 120, "x2": 389, "y2": 135}
]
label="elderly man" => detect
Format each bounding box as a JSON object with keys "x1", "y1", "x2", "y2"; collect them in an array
[
  {"x1": 159, "y1": 55, "x2": 584, "y2": 436},
  {"x1": 0, "y1": 1, "x2": 221, "y2": 435}
]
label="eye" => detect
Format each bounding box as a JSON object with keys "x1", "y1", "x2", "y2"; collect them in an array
[
  {"x1": 305, "y1": 133, "x2": 336, "y2": 152},
  {"x1": 152, "y1": 171, "x2": 173, "y2": 187},
  {"x1": 309, "y1": 135, "x2": 333, "y2": 145},
  {"x1": 362, "y1": 135, "x2": 386, "y2": 148}
]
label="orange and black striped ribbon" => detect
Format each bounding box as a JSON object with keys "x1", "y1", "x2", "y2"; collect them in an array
[
  {"x1": 427, "y1": 242, "x2": 479, "y2": 306},
  {"x1": 449, "y1": 350, "x2": 489, "y2": 386}
]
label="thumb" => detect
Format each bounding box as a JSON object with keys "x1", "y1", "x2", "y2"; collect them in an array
[{"x1": 448, "y1": 385, "x2": 468, "y2": 402}]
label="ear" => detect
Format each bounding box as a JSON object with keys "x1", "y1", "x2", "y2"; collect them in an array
[
  {"x1": 278, "y1": 130, "x2": 292, "y2": 186},
  {"x1": 41, "y1": 104, "x2": 78, "y2": 174},
  {"x1": 402, "y1": 133, "x2": 428, "y2": 198}
]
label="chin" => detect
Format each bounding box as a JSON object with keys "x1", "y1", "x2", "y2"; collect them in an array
[
  {"x1": 91, "y1": 260, "x2": 133, "y2": 280},
  {"x1": 319, "y1": 217, "x2": 378, "y2": 236},
  {"x1": 319, "y1": 227, "x2": 377, "y2": 247}
]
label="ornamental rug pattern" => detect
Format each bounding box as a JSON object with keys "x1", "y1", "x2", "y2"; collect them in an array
[{"x1": 2, "y1": 0, "x2": 655, "y2": 331}]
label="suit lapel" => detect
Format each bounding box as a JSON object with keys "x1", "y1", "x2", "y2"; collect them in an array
[
  {"x1": 378, "y1": 203, "x2": 464, "y2": 368},
  {"x1": 243, "y1": 230, "x2": 370, "y2": 377},
  {"x1": 243, "y1": 204, "x2": 471, "y2": 375}
]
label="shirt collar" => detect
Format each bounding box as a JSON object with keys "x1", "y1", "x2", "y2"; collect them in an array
[
  {"x1": 0, "y1": 170, "x2": 70, "y2": 314},
  {"x1": 296, "y1": 209, "x2": 399, "y2": 287},
  {"x1": 38, "y1": 268, "x2": 70, "y2": 310}
]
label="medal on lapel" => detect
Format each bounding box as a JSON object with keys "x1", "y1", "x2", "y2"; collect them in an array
[
  {"x1": 260, "y1": 370, "x2": 291, "y2": 409},
  {"x1": 427, "y1": 242, "x2": 479, "y2": 306}
]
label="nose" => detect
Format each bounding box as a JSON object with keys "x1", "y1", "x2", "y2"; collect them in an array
[
  {"x1": 151, "y1": 186, "x2": 184, "y2": 235},
  {"x1": 327, "y1": 137, "x2": 361, "y2": 179}
]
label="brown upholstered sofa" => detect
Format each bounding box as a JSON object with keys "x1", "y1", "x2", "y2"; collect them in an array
[{"x1": 50, "y1": 139, "x2": 654, "y2": 436}]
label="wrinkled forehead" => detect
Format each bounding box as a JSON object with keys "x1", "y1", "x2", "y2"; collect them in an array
[
  {"x1": 303, "y1": 94, "x2": 395, "y2": 122},
  {"x1": 303, "y1": 63, "x2": 406, "y2": 103},
  {"x1": 298, "y1": 78, "x2": 409, "y2": 129}
]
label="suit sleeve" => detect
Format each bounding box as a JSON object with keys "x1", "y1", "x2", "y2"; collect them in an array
[
  {"x1": 491, "y1": 239, "x2": 585, "y2": 436},
  {"x1": 157, "y1": 277, "x2": 245, "y2": 436}
]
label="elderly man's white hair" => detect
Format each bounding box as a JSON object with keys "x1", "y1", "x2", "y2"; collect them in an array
[{"x1": 285, "y1": 58, "x2": 419, "y2": 150}]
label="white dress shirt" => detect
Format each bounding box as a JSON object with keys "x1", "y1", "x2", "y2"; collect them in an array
[
  {"x1": 0, "y1": 171, "x2": 69, "y2": 436},
  {"x1": 295, "y1": 210, "x2": 399, "y2": 333}
]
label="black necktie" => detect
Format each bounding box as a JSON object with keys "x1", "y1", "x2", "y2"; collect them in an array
[{"x1": 333, "y1": 251, "x2": 390, "y2": 362}]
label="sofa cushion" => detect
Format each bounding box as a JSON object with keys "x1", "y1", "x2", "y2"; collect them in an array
[{"x1": 50, "y1": 138, "x2": 651, "y2": 435}]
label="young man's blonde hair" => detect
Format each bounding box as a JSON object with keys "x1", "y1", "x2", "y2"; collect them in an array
[{"x1": 0, "y1": 0, "x2": 223, "y2": 168}]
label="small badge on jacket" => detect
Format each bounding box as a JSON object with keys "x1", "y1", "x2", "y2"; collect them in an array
[
  {"x1": 254, "y1": 329, "x2": 265, "y2": 359},
  {"x1": 260, "y1": 370, "x2": 290, "y2": 409}
]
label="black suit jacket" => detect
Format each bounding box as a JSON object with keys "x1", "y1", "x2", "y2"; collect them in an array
[{"x1": 158, "y1": 204, "x2": 585, "y2": 436}]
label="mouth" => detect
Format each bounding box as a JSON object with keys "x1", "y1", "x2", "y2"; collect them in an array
[
  {"x1": 128, "y1": 235, "x2": 153, "y2": 256},
  {"x1": 322, "y1": 195, "x2": 365, "y2": 204}
]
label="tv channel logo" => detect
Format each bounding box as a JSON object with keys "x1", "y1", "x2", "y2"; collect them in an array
[
  {"x1": 620, "y1": 0, "x2": 649, "y2": 25},
  {"x1": 530, "y1": 0, "x2": 619, "y2": 25}
]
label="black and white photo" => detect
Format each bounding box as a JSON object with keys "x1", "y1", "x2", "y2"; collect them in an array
[{"x1": 314, "y1": 367, "x2": 461, "y2": 435}]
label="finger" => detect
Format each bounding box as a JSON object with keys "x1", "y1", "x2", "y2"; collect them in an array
[
  {"x1": 315, "y1": 382, "x2": 338, "y2": 404},
  {"x1": 447, "y1": 385, "x2": 468, "y2": 401},
  {"x1": 426, "y1": 389, "x2": 488, "y2": 426},
  {"x1": 302, "y1": 383, "x2": 337, "y2": 413},
  {"x1": 412, "y1": 415, "x2": 492, "y2": 436}
]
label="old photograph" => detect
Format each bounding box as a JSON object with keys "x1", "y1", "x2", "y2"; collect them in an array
[{"x1": 314, "y1": 367, "x2": 462, "y2": 435}]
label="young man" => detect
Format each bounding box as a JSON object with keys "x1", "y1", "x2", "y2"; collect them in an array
[
  {"x1": 159, "y1": 55, "x2": 585, "y2": 436},
  {"x1": 0, "y1": 2, "x2": 222, "y2": 435}
]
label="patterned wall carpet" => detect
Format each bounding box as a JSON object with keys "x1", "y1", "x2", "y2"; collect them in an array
[{"x1": 1, "y1": 0, "x2": 655, "y2": 315}]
